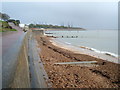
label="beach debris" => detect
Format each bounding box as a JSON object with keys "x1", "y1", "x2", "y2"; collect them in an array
[{"x1": 54, "y1": 61, "x2": 97, "y2": 65}]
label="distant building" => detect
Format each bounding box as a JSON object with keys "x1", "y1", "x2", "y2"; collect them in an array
[
  {"x1": 24, "y1": 25, "x2": 29, "y2": 31},
  {"x1": 19, "y1": 24, "x2": 25, "y2": 28}
]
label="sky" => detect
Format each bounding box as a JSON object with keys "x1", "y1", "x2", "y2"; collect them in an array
[
  {"x1": 1, "y1": 1, "x2": 118, "y2": 30},
  {"x1": 1, "y1": 0, "x2": 119, "y2": 2}
]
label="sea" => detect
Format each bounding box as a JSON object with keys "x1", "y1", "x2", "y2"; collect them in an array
[{"x1": 45, "y1": 29, "x2": 118, "y2": 58}]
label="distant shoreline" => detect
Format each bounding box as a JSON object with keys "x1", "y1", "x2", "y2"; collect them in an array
[{"x1": 45, "y1": 28, "x2": 86, "y2": 31}]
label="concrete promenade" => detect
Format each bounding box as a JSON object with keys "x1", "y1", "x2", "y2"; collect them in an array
[
  {"x1": 2, "y1": 23, "x2": 48, "y2": 88},
  {"x1": 2, "y1": 23, "x2": 26, "y2": 88}
]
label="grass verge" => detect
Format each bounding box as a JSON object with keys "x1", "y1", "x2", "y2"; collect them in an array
[{"x1": 0, "y1": 28, "x2": 17, "y2": 32}]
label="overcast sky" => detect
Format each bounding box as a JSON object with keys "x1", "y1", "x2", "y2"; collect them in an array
[
  {"x1": 1, "y1": 0, "x2": 119, "y2": 2},
  {"x1": 1, "y1": 2, "x2": 118, "y2": 30}
]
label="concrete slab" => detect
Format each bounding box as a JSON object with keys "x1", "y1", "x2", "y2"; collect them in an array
[{"x1": 54, "y1": 61, "x2": 97, "y2": 65}]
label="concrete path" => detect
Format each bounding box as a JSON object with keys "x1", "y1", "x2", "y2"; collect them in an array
[
  {"x1": 2, "y1": 23, "x2": 26, "y2": 88},
  {"x1": 2, "y1": 24, "x2": 48, "y2": 88},
  {"x1": 2, "y1": 23, "x2": 25, "y2": 54},
  {"x1": 0, "y1": 32, "x2": 2, "y2": 89}
]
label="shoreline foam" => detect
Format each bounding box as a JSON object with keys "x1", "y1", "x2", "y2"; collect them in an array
[
  {"x1": 79, "y1": 46, "x2": 118, "y2": 58},
  {"x1": 50, "y1": 38, "x2": 119, "y2": 64}
]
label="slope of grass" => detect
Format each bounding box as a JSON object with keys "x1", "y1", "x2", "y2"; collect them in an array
[
  {"x1": 0, "y1": 20, "x2": 17, "y2": 32},
  {"x1": 0, "y1": 28, "x2": 17, "y2": 32}
]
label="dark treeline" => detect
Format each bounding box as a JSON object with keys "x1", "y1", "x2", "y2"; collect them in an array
[
  {"x1": 29, "y1": 24, "x2": 69, "y2": 29},
  {"x1": 29, "y1": 24, "x2": 83, "y2": 29}
]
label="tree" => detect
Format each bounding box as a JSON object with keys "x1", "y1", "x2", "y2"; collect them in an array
[
  {"x1": 7, "y1": 19, "x2": 15, "y2": 22},
  {"x1": 16, "y1": 20, "x2": 20, "y2": 25},
  {"x1": 7, "y1": 19, "x2": 20, "y2": 26},
  {"x1": 0, "y1": 12, "x2": 10, "y2": 21},
  {"x1": 29, "y1": 24, "x2": 35, "y2": 28}
]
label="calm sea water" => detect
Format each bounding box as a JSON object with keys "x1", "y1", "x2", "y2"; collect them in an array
[{"x1": 45, "y1": 30, "x2": 118, "y2": 57}]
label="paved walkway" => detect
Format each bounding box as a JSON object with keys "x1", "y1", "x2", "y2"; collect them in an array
[{"x1": 2, "y1": 23, "x2": 26, "y2": 88}]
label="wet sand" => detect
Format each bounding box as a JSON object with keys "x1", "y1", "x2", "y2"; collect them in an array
[{"x1": 35, "y1": 35, "x2": 120, "y2": 88}]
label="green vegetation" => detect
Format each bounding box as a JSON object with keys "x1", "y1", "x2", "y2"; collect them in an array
[
  {"x1": 0, "y1": 21, "x2": 11, "y2": 28},
  {"x1": 7, "y1": 19, "x2": 20, "y2": 26},
  {"x1": 0, "y1": 12, "x2": 21, "y2": 32},
  {"x1": 0, "y1": 28, "x2": 17, "y2": 32},
  {"x1": 0, "y1": 21, "x2": 17, "y2": 32}
]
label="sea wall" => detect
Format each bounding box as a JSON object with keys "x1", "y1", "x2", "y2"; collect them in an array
[
  {"x1": 10, "y1": 31, "x2": 30, "y2": 88},
  {"x1": 32, "y1": 30, "x2": 44, "y2": 36}
]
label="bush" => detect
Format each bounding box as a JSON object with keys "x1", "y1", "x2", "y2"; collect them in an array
[
  {"x1": 7, "y1": 19, "x2": 16, "y2": 22},
  {"x1": 1, "y1": 21, "x2": 10, "y2": 28}
]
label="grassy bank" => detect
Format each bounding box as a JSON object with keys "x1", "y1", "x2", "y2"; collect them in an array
[
  {"x1": 0, "y1": 28, "x2": 17, "y2": 32},
  {"x1": 0, "y1": 21, "x2": 17, "y2": 32}
]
